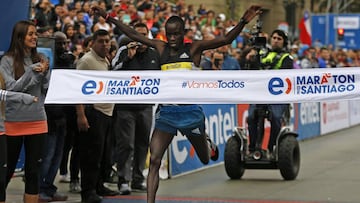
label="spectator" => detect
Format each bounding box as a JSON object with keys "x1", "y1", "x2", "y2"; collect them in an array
[
  {"x1": 197, "y1": 4, "x2": 207, "y2": 16},
  {"x1": 1, "y1": 20, "x2": 50, "y2": 203},
  {"x1": 200, "y1": 10, "x2": 217, "y2": 33},
  {"x1": 184, "y1": 28, "x2": 194, "y2": 43},
  {"x1": 0, "y1": 74, "x2": 38, "y2": 203},
  {"x1": 51, "y1": 4, "x2": 68, "y2": 32},
  {"x1": 137, "y1": 0, "x2": 154, "y2": 12},
  {"x1": 76, "y1": 29, "x2": 119, "y2": 203},
  {"x1": 318, "y1": 47, "x2": 336, "y2": 68},
  {"x1": 108, "y1": 1, "x2": 122, "y2": 18},
  {"x1": 239, "y1": 46, "x2": 259, "y2": 70},
  {"x1": 39, "y1": 31, "x2": 75, "y2": 202},
  {"x1": 127, "y1": 4, "x2": 140, "y2": 23},
  {"x1": 62, "y1": 24, "x2": 75, "y2": 55},
  {"x1": 216, "y1": 45, "x2": 240, "y2": 70},
  {"x1": 347, "y1": 49, "x2": 360, "y2": 67},
  {"x1": 93, "y1": 16, "x2": 113, "y2": 37},
  {"x1": 199, "y1": 49, "x2": 214, "y2": 70},
  {"x1": 74, "y1": 21, "x2": 88, "y2": 45},
  {"x1": 75, "y1": 10, "x2": 92, "y2": 35},
  {"x1": 59, "y1": 37, "x2": 89, "y2": 195},
  {"x1": 111, "y1": 23, "x2": 160, "y2": 195},
  {"x1": 73, "y1": 1, "x2": 82, "y2": 12},
  {"x1": 210, "y1": 51, "x2": 224, "y2": 70},
  {"x1": 336, "y1": 49, "x2": 351, "y2": 67},
  {"x1": 300, "y1": 46, "x2": 319, "y2": 68},
  {"x1": 34, "y1": 0, "x2": 56, "y2": 28},
  {"x1": 80, "y1": 1, "x2": 94, "y2": 33}
]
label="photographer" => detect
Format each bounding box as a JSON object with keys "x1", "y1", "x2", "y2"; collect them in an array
[
  {"x1": 247, "y1": 29, "x2": 293, "y2": 157},
  {"x1": 239, "y1": 46, "x2": 259, "y2": 70},
  {"x1": 111, "y1": 23, "x2": 160, "y2": 196},
  {"x1": 202, "y1": 46, "x2": 240, "y2": 70},
  {"x1": 211, "y1": 51, "x2": 224, "y2": 70},
  {"x1": 216, "y1": 45, "x2": 240, "y2": 70},
  {"x1": 300, "y1": 46, "x2": 319, "y2": 69}
]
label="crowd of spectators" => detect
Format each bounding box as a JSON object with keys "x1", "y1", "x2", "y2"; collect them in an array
[{"x1": 31, "y1": 0, "x2": 360, "y2": 71}]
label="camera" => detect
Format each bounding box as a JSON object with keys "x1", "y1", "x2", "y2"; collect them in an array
[
  {"x1": 244, "y1": 17, "x2": 266, "y2": 70},
  {"x1": 128, "y1": 42, "x2": 142, "y2": 48},
  {"x1": 248, "y1": 18, "x2": 266, "y2": 50},
  {"x1": 214, "y1": 58, "x2": 221, "y2": 67}
]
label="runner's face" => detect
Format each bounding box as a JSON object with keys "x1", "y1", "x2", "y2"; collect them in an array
[{"x1": 166, "y1": 23, "x2": 183, "y2": 48}]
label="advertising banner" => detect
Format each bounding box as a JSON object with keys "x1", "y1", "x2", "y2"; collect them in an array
[
  {"x1": 169, "y1": 104, "x2": 237, "y2": 177},
  {"x1": 348, "y1": 100, "x2": 360, "y2": 126},
  {"x1": 294, "y1": 102, "x2": 321, "y2": 140},
  {"x1": 320, "y1": 101, "x2": 350, "y2": 135},
  {"x1": 46, "y1": 68, "x2": 360, "y2": 104}
]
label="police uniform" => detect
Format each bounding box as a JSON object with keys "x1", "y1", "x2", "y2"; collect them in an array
[
  {"x1": 260, "y1": 49, "x2": 293, "y2": 70},
  {"x1": 248, "y1": 46, "x2": 293, "y2": 153}
]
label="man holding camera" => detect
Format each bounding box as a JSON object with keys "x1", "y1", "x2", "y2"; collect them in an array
[
  {"x1": 111, "y1": 23, "x2": 160, "y2": 195},
  {"x1": 247, "y1": 29, "x2": 293, "y2": 157},
  {"x1": 201, "y1": 45, "x2": 240, "y2": 70},
  {"x1": 300, "y1": 46, "x2": 319, "y2": 68},
  {"x1": 216, "y1": 45, "x2": 240, "y2": 70}
]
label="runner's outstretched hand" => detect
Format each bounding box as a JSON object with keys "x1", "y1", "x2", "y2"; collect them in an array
[
  {"x1": 91, "y1": 6, "x2": 107, "y2": 19},
  {"x1": 241, "y1": 5, "x2": 262, "y2": 23}
]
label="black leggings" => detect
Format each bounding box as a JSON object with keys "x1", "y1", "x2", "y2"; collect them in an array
[
  {"x1": 6, "y1": 134, "x2": 45, "y2": 195},
  {"x1": 0, "y1": 135, "x2": 6, "y2": 201}
]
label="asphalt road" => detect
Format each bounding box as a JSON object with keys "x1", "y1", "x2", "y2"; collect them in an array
[{"x1": 6, "y1": 124, "x2": 360, "y2": 203}]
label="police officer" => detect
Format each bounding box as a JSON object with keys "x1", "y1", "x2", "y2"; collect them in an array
[
  {"x1": 247, "y1": 29, "x2": 293, "y2": 157},
  {"x1": 260, "y1": 29, "x2": 293, "y2": 70}
]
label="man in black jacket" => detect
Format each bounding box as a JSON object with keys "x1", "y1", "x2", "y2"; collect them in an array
[
  {"x1": 39, "y1": 31, "x2": 75, "y2": 202},
  {"x1": 111, "y1": 23, "x2": 160, "y2": 195}
]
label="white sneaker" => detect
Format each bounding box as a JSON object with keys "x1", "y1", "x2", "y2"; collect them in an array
[
  {"x1": 59, "y1": 174, "x2": 71, "y2": 183},
  {"x1": 118, "y1": 183, "x2": 131, "y2": 195}
]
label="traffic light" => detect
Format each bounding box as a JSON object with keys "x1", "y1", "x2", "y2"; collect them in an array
[{"x1": 337, "y1": 28, "x2": 344, "y2": 41}]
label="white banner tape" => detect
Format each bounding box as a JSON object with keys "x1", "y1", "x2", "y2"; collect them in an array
[{"x1": 45, "y1": 68, "x2": 360, "y2": 104}]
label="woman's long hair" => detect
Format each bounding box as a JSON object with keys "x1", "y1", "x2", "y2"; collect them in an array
[{"x1": 6, "y1": 20, "x2": 40, "y2": 80}]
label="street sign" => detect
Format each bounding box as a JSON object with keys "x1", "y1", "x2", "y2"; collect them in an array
[{"x1": 311, "y1": 14, "x2": 360, "y2": 49}]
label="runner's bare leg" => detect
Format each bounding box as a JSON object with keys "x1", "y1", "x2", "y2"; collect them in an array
[{"x1": 147, "y1": 129, "x2": 174, "y2": 203}]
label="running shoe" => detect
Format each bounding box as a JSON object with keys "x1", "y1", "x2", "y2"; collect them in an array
[{"x1": 207, "y1": 136, "x2": 219, "y2": 161}]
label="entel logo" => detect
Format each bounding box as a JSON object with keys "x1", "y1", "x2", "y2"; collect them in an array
[
  {"x1": 82, "y1": 80, "x2": 104, "y2": 95},
  {"x1": 268, "y1": 77, "x2": 292, "y2": 95}
]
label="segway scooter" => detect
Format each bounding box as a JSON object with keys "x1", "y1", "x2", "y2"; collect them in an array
[{"x1": 224, "y1": 104, "x2": 300, "y2": 180}]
